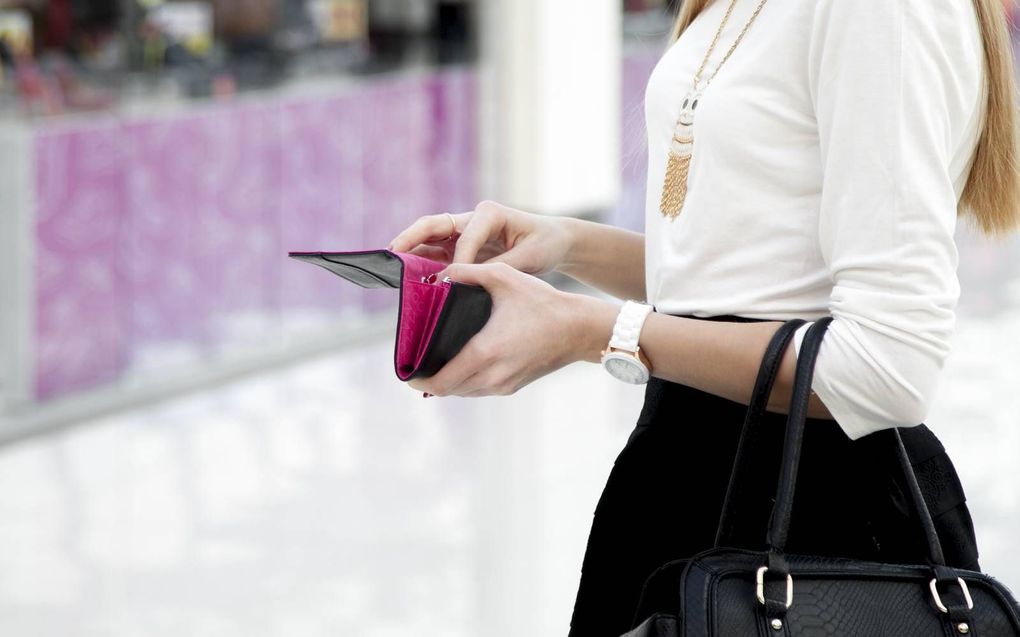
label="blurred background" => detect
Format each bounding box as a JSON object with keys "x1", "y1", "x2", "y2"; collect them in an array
[{"x1": 1, "y1": 0, "x2": 1019, "y2": 635}]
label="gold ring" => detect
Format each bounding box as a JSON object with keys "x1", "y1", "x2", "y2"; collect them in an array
[{"x1": 444, "y1": 212, "x2": 458, "y2": 240}]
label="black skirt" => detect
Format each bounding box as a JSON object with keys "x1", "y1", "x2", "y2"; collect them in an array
[{"x1": 567, "y1": 314, "x2": 981, "y2": 637}]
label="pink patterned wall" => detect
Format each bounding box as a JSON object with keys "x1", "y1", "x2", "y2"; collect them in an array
[
  {"x1": 33, "y1": 69, "x2": 479, "y2": 400},
  {"x1": 35, "y1": 125, "x2": 130, "y2": 399}
]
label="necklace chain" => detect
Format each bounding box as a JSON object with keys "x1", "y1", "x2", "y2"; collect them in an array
[
  {"x1": 658, "y1": 0, "x2": 769, "y2": 219},
  {"x1": 692, "y1": 0, "x2": 770, "y2": 90}
]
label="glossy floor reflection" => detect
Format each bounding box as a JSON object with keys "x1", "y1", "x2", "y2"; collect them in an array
[
  {"x1": 0, "y1": 337, "x2": 647, "y2": 637},
  {"x1": 1, "y1": 277, "x2": 1019, "y2": 635}
]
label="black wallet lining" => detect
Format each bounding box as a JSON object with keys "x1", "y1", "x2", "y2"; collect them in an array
[
  {"x1": 289, "y1": 251, "x2": 404, "y2": 289},
  {"x1": 318, "y1": 253, "x2": 401, "y2": 288}
]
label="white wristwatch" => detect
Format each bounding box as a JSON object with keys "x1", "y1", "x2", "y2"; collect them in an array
[{"x1": 600, "y1": 300, "x2": 654, "y2": 384}]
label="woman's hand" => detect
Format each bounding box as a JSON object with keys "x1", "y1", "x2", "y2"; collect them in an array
[
  {"x1": 406, "y1": 261, "x2": 590, "y2": 397},
  {"x1": 387, "y1": 200, "x2": 573, "y2": 274}
]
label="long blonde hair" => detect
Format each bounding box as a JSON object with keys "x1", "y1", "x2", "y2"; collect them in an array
[{"x1": 669, "y1": 0, "x2": 1020, "y2": 237}]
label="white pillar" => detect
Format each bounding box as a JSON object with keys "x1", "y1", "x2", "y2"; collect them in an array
[{"x1": 479, "y1": 0, "x2": 622, "y2": 215}]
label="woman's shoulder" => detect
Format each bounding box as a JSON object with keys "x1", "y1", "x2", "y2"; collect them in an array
[
  {"x1": 810, "y1": 0, "x2": 978, "y2": 15},
  {"x1": 809, "y1": 0, "x2": 983, "y2": 37},
  {"x1": 807, "y1": 0, "x2": 985, "y2": 82}
]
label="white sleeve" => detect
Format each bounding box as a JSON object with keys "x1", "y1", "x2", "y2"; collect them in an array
[{"x1": 791, "y1": 0, "x2": 985, "y2": 441}]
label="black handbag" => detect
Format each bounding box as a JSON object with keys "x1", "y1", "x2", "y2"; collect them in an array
[{"x1": 621, "y1": 316, "x2": 1020, "y2": 636}]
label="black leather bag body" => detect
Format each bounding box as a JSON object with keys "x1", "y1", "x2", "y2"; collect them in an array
[{"x1": 622, "y1": 317, "x2": 1020, "y2": 637}]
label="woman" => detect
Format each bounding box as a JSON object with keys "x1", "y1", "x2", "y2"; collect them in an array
[{"x1": 387, "y1": 0, "x2": 1020, "y2": 634}]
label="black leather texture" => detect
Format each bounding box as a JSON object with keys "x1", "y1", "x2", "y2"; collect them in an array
[
  {"x1": 622, "y1": 612, "x2": 679, "y2": 636},
  {"x1": 288, "y1": 250, "x2": 492, "y2": 380},
  {"x1": 630, "y1": 548, "x2": 1020, "y2": 637},
  {"x1": 621, "y1": 317, "x2": 1020, "y2": 637}
]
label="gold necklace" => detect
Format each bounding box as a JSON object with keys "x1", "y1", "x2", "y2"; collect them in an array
[{"x1": 659, "y1": 0, "x2": 770, "y2": 219}]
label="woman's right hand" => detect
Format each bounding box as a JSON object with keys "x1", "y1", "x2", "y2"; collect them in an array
[{"x1": 387, "y1": 200, "x2": 574, "y2": 275}]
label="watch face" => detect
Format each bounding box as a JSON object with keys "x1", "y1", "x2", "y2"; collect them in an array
[{"x1": 603, "y1": 354, "x2": 649, "y2": 384}]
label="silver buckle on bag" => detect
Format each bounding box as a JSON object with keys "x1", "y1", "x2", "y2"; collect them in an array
[
  {"x1": 756, "y1": 566, "x2": 794, "y2": 608},
  {"x1": 930, "y1": 577, "x2": 974, "y2": 613}
]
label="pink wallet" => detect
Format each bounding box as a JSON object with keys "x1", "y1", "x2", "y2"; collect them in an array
[{"x1": 289, "y1": 249, "x2": 493, "y2": 380}]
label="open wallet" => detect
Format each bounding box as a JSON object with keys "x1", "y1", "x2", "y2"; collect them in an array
[{"x1": 288, "y1": 250, "x2": 493, "y2": 381}]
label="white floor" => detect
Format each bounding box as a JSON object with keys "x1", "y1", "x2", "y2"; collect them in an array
[{"x1": 1, "y1": 240, "x2": 1019, "y2": 636}]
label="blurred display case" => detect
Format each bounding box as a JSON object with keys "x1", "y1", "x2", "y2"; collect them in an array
[
  {"x1": 0, "y1": 0, "x2": 483, "y2": 427},
  {"x1": 0, "y1": 0, "x2": 478, "y2": 117}
]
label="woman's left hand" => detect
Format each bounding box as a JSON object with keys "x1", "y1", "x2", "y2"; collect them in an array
[{"x1": 407, "y1": 262, "x2": 589, "y2": 397}]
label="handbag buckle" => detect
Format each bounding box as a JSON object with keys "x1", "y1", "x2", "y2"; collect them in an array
[
  {"x1": 756, "y1": 566, "x2": 793, "y2": 609},
  {"x1": 929, "y1": 577, "x2": 974, "y2": 613}
]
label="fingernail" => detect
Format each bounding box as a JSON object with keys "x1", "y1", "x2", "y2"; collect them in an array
[{"x1": 422, "y1": 391, "x2": 433, "y2": 398}]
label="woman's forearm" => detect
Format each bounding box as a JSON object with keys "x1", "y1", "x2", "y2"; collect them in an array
[
  {"x1": 570, "y1": 294, "x2": 835, "y2": 419},
  {"x1": 554, "y1": 216, "x2": 646, "y2": 301}
]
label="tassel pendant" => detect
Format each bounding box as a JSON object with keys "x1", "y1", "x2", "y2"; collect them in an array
[
  {"x1": 660, "y1": 136, "x2": 693, "y2": 219},
  {"x1": 659, "y1": 89, "x2": 701, "y2": 220}
]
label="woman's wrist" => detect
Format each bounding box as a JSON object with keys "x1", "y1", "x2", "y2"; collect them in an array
[
  {"x1": 563, "y1": 292, "x2": 621, "y2": 365},
  {"x1": 550, "y1": 217, "x2": 646, "y2": 301},
  {"x1": 553, "y1": 216, "x2": 585, "y2": 276}
]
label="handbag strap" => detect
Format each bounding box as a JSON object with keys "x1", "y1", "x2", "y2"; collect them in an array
[
  {"x1": 714, "y1": 318, "x2": 807, "y2": 548},
  {"x1": 892, "y1": 426, "x2": 948, "y2": 567},
  {"x1": 763, "y1": 316, "x2": 947, "y2": 567},
  {"x1": 751, "y1": 319, "x2": 977, "y2": 635}
]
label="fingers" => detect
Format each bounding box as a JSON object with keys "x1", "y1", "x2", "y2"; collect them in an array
[
  {"x1": 409, "y1": 340, "x2": 503, "y2": 397},
  {"x1": 410, "y1": 369, "x2": 483, "y2": 396},
  {"x1": 438, "y1": 261, "x2": 515, "y2": 292},
  {"x1": 481, "y1": 250, "x2": 521, "y2": 269},
  {"x1": 389, "y1": 211, "x2": 471, "y2": 253},
  {"x1": 451, "y1": 201, "x2": 506, "y2": 265},
  {"x1": 387, "y1": 201, "x2": 514, "y2": 268},
  {"x1": 408, "y1": 244, "x2": 451, "y2": 262},
  {"x1": 407, "y1": 355, "x2": 479, "y2": 397},
  {"x1": 415, "y1": 369, "x2": 517, "y2": 398}
]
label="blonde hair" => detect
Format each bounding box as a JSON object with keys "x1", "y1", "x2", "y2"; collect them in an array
[{"x1": 669, "y1": 0, "x2": 1020, "y2": 238}]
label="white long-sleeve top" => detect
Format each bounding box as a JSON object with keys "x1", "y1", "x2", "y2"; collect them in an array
[{"x1": 643, "y1": 0, "x2": 987, "y2": 440}]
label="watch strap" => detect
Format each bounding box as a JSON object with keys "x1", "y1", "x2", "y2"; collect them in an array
[{"x1": 608, "y1": 300, "x2": 654, "y2": 352}]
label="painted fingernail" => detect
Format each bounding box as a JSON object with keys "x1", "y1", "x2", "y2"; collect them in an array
[{"x1": 423, "y1": 391, "x2": 433, "y2": 398}]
